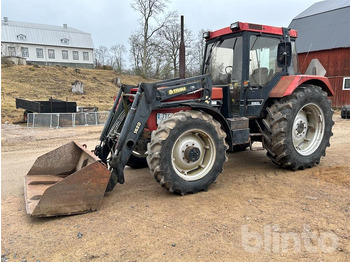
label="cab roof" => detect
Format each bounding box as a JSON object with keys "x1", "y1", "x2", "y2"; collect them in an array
[{"x1": 206, "y1": 22, "x2": 298, "y2": 40}]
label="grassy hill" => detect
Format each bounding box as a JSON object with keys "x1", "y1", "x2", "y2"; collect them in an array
[{"x1": 1, "y1": 65, "x2": 150, "y2": 123}]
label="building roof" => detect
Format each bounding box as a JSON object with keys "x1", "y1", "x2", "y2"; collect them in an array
[
  {"x1": 1, "y1": 18, "x2": 94, "y2": 49},
  {"x1": 289, "y1": 0, "x2": 350, "y2": 53}
]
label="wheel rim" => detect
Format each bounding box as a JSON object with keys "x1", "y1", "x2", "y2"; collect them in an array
[
  {"x1": 171, "y1": 129, "x2": 216, "y2": 181},
  {"x1": 131, "y1": 142, "x2": 148, "y2": 158},
  {"x1": 292, "y1": 103, "x2": 325, "y2": 156}
]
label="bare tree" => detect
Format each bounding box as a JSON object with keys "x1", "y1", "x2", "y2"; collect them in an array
[
  {"x1": 158, "y1": 18, "x2": 194, "y2": 78},
  {"x1": 149, "y1": 40, "x2": 171, "y2": 79},
  {"x1": 95, "y1": 45, "x2": 109, "y2": 66},
  {"x1": 158, "y1": 22, "x2": 180, "y2": 77},
  {"x1": 129, "y1": 32, "x2": 143, "y2": 75},
  {"x1": 184, "y1": 29, "x2": 207, "y2": 77},
  {"x1": 109, "y1": 44, "x2": 126, "y2": 73},
  {"x1": 193, "y1": 29, "x2": 207, "y2": 74},
  {"x1": 131, "y1": 0, "x2": 176, "y2": 77}
]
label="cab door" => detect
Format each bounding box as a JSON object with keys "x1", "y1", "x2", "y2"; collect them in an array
[
  {"x1": 206, "y1": 36, "x2": 244, "y2": 118},
  {"x1": 243, "y1": 35, "x2": 283, "y2": 116}
]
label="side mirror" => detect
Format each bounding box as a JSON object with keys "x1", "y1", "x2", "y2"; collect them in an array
[{"x1": 277, "y1": 42, "x2": 292, "y2": 68}]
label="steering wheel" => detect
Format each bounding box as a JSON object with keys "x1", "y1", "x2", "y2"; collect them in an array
[{"x1": 225, "y1": 66, "x2": 233, "y2": 74}]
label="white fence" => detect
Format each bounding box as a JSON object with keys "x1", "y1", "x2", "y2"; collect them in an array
[{"x1": 27, "y1": 111, "x2": 109, "y2": 128}]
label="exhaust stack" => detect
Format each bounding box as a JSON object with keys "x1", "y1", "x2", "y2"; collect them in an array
[{"x1": 179, "y1": 15, "x2": 185, "y2": 79}]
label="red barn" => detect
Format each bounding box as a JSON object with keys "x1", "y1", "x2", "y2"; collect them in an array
[{"x1": 289, "y1": 0, "x2": 350, "y2": 107}]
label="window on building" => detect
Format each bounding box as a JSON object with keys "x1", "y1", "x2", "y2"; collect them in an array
[
  {"x1": 73, "y1": 51, "x2": 79, "y2": 60},
  {"x1": 83, "y1": 52, "x2": 89, "y2": 61},
  {"x1": 21, "y1": 47, "x2": 29, "y2": 58},
  {"x1": 36, "y1": 48, "x2": 44, "y2": 58},
  {"x1": 17, "y1": 34, "x2": 26, "y2": 41},
  {"x1": 343, "y1": 77, "x2": 350, "y2": 90},
  {"x1": 62, "y1": 50, "x2": 68, "y2": 60},
  {"x1": 8, "y1": 47, "x2": 16, "y2": 56},
  {"x1": 48, "y1": 49, "x2": 55, "y2": 59},
  {"x1": 61, "y1": 38, "x2": 69, "y2": 45}
]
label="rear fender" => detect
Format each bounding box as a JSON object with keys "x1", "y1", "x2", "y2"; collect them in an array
[{"x1": 269, "y1": 75, "x2": 334, "y2": 97}]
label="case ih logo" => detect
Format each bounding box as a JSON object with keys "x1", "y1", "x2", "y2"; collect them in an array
[{"x1": 168, "y1": 86, "x2": 187, "y2": 95}]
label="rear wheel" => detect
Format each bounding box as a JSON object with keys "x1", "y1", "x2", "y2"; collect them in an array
[
  {"x1": 263, "y1": 85, "x2": 334, "y2": 170},
  {"x1": 147, "y1": 110, "x2": 228, "y2": 195}
]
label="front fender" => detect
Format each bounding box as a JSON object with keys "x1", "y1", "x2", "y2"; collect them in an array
[
  {"x1": 184, "y1": 103, "x2": 233, "y2": 151},
  {"x1": 269, "y1": 75, "x2": 334, "y2": 97}
]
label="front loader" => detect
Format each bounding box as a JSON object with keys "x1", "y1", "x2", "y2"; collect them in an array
[{"x1": 25, "y1": 21, "x2": 334, "y2": 217}]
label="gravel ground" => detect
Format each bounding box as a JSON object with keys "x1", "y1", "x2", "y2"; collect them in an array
[{"x1": 1, "y1": 114, "x2": 349, "y2": 261}]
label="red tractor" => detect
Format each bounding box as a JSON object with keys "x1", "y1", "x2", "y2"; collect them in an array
[
  {"x1": 96, "y1": 21, "x2": 334, "y2": 194},
  {"x1": 24, "y1": 21, "x2": 334, "y2": 217}
]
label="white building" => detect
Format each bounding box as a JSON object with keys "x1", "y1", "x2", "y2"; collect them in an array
[{"x1": 1, "y1": 17, "x2": 94, "y2": 68}]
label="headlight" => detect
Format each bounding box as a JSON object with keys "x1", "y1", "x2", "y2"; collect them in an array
[
  {"x1": 230, "y1": 22, "x2": 240, "y2": 31},
  {"x1": 203, "y1": 31, "x2": 211, "y2": 39}
]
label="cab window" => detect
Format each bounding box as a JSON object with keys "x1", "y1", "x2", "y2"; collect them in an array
[
  {"x1": 249, "y1": 36, "x2": 282, "y2": 86},
  {"x1": 207, "y1": 37, "x2": 243, "y2": 85}
]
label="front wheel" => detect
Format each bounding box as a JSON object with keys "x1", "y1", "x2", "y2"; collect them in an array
[
  {"x1": 127, "y1": 153, "x2": 148, "y2": 169},
  {"x1": 147, "y1": 110, "x2": 228, "y2": 195},
  {"x1": 263, "y1": 85, "x2": 334, "y2": 170}
]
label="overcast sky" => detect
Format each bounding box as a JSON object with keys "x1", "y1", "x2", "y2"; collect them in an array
[{"x1": 2, "y1": 0, "x2": 321, "y2": 50}]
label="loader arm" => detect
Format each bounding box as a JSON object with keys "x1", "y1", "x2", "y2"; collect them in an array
[
  {"x1": 103, "y1": 75, "x2": 212, "y2": 191},
  {"x1": 107, "y1": 82, "x2": 157, "y2": 190}
]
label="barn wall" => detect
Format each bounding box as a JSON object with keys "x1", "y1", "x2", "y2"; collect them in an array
[
  {"x1": 327, "y1": 77, "x2": 350, "y2": 107},
  {"x1": 298, "y1": 48, "x2": 350, "y2": 76},
  {"x1": 298, "y1": 48, "x2": 350, "y2": 107}
]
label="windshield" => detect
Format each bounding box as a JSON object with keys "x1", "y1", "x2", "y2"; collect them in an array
[{"x1": 204, "y1": 36, "x2": 243, "y2": 85}]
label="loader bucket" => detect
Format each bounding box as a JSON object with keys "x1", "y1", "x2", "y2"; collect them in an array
[{"x1": 24, "y1": 141, "x2": 111, "y2": 217}]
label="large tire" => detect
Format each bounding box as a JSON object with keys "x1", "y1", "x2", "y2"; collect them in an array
[
  {"x1": 100, "y1": 142, "x2": 148, "y2": 169},
  {"x1": 341, "y1": 105, "x2": 350, "y2": 119},
  {"x1": 147, "y1": 110, "x2": 228, "y2": 195},
  {"x1": 127, "y1": 154, "x2": 148, "y2": 169},
  {"x1": 262, "y1": 85, "x2": 334, "y2": 170}
]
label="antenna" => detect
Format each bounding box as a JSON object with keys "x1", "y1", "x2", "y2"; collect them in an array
[
  {"x1": 300, "y1": 43, "x2": 312, "y2": 73},
  {"x1": 179, "y1": 15, "x2": 185, "y2": 79}
]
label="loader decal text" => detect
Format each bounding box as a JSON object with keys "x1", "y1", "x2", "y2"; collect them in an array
[
  {"x1": 133, "y1": 122, "x2": 142, "y2": 134},
  {"x1": 168, "y1": 86, "x2": 187, "y2": 95}
]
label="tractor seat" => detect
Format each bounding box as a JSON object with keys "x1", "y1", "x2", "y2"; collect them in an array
[{"x1": 250, "y1": 67, "x2": 269, "y2": 86}]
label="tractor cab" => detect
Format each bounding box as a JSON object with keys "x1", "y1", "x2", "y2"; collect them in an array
[{"x1": 202, "y1": 22, "x2": 298, "y2": 118}]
